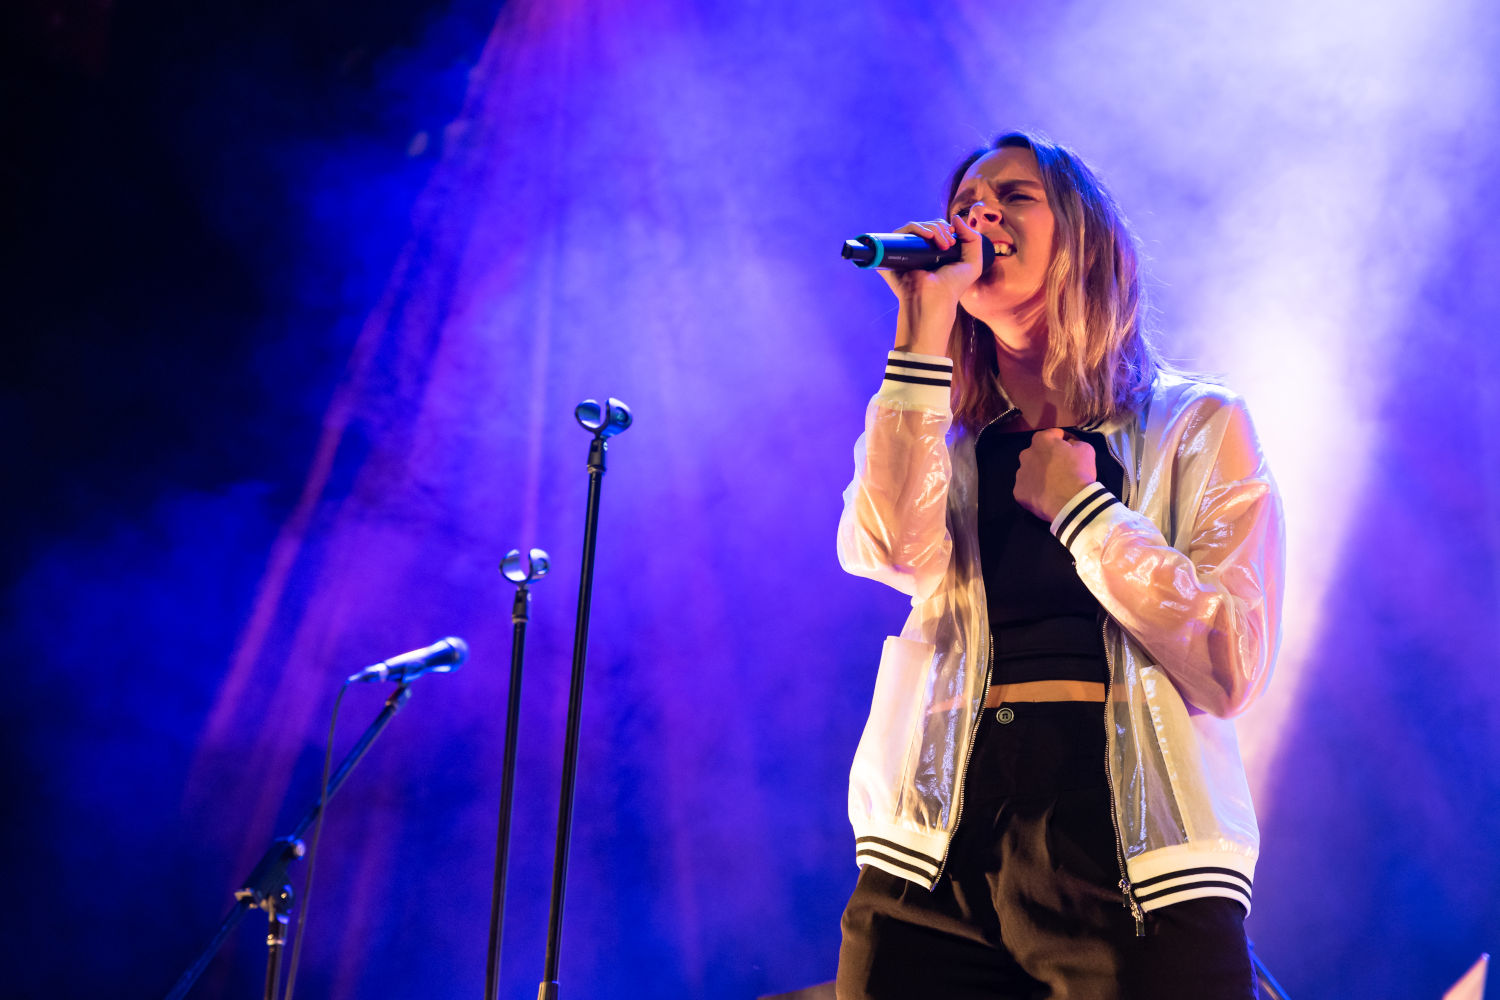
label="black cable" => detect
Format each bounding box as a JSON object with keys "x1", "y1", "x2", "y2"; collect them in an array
[{"x1": 281, "y1": 680, "x2": 351, "y2": 1000}]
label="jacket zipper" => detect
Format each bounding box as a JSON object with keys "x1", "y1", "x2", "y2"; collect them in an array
[
  {"x1": 932, "y1": 406, "x2": 1015, "y2": 886},
  {"x1": 1100, "y1": 615, "x2": 1145, "y2": 935},
  {"x1": 1099, "y1": 428, "x2": 1145, "y2": 935}
]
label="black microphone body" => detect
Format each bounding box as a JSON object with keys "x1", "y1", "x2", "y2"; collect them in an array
[
  {"x1": 841, "y1": 232, "x2": 997, "y2": 271},
  {"x1": 348, "y1": 637, "x2": 469, "y2": 684}
]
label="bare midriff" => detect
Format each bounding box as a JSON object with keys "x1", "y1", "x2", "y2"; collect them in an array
[{"x1": 984, "y1": 680, "x2": 1106, "y2": 706}]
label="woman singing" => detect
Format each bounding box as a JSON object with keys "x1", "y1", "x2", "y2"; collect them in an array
[{"x1": 834, "y1": 131, "x2": 1285, "y2": 999}]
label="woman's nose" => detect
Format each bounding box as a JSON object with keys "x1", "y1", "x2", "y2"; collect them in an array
[{"x1": 967, "y1": 201, "x2": 1001, "y2": 226}]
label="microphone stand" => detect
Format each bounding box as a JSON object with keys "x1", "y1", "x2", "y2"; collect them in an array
[
  {"x1": 1250, "y1": 939, "x2": 1293, "y2": 999},
  {"x1": 164, "y1": 685, "x2": 413, "y2": 1000},
  {"x1": 538, "y1": 398, "x2": 632, "y2": 1000},
  {"x1": 259, "y1": 884, "x2": 294, "y2": 1000},
  {"x1": 485, "y1": 548, "x2": 550, "y2": 1000}
]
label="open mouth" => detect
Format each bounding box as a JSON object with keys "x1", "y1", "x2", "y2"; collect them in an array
[{"x1": 993, "y1": 242, "x2": 1016, "y2": 258}]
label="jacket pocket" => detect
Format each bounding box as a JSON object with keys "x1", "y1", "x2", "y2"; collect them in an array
[{"x1": 849, "y1": 636, "x2": 935, "y2": 823}]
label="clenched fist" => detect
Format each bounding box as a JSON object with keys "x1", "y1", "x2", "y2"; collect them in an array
[{"x1": 1014, "y1": 428, "x2": 1096, "y2": 522}]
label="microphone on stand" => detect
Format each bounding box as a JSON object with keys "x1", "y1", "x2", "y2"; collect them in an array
[
  {"x1": 347, "y1": 637, "x2": 469, "y2": 684},
  {"x1": 841, "y1": 232, "x2": 1003, "y2": 270}
]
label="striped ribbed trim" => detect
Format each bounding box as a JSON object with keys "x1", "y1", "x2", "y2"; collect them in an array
[
  {"x1": 1126, "y1": 847, "x2": 1257, "y2": 916},
  {"x1": 854, "y1": 835, "x2": 942, "y2": 884},
  {"x1": 877, "y1": 351, "x2": 952, "y2": 410},
  {"x1": 885, "y1": 351, "x2": 952, "y2": 387},
  {"x1": 1133, "y1": 866, "x2": 1254, "y2": 914},
  {"x1": 1049, "y1": 482, "x2": 1121, "y2": 550}
]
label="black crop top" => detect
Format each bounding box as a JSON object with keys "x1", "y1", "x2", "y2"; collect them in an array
[{"x1": 975, "y1": 424, "x2": 1127, "y2": 685}]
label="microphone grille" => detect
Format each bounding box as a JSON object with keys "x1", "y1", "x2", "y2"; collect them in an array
[{"x1": 441, "y1": 636, "x2": 469, "y2": 665}]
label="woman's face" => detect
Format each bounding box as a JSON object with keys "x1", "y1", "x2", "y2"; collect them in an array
[{"x1": 948, "y1": 146, "x2": 1056, "y2": 328}]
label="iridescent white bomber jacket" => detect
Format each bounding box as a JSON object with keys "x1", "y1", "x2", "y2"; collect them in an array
[{"x1": 837, "y1": 350, "x2": 1285, "y2": 924}]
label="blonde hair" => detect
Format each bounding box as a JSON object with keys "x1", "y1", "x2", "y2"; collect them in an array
[{"x1": 945, "y1": 131, "x2": 1161, "y2": 430}]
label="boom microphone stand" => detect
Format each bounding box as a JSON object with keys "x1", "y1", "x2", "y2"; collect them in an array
[
  {"x1": 538, "y1": 397, "x2": 633, "y2": 1000},
  {"x1": 485, "y1": 547, "x2": 550, "y2": 1000},
  {"x1": 164, "y1": 684, "x2": 414, "y2": 1000}
]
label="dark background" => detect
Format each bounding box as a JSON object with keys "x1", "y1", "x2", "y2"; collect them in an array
[{"x1": 4, "y1": 1, "x2": 502, "y2": 994}]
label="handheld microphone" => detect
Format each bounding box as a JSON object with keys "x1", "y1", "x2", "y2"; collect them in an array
[
  {"x1": 841, "y1": 232, "x2": 1001, "y2": 271},
  {"x1": 347, "y1": 637, "x2": 469, "y2": 684}
]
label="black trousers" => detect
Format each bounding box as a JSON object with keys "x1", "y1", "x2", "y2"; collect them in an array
[{"x1": 836, "y1": 702, "x2": 1256, "y2": 1000}]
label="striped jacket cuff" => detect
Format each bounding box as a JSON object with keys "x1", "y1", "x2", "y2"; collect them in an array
[
  {"x1": 877, "y1": 351, "x2": 952, "y2": 410},
  {"x1": 1050, "y1": 481, "x2": 1124, "y2": 552}
]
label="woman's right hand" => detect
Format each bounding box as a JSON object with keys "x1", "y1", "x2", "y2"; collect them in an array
[{"x1": 882, "y1": 213, "x2": 985, "y2": 356}]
